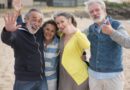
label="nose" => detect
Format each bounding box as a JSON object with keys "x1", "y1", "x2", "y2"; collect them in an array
[
  {"x1": 58, "y1": 23, "x2": 63, "y2": 29},
  {"x1": 92, "y1": 10, "x2": 97, "y2": 16}
]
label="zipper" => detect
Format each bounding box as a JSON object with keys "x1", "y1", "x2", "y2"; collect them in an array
[{"x1": 33, "y1": 35, "x2": 44, "y2": 80}]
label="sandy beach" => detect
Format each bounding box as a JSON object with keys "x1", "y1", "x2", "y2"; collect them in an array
[{"x1": 0, "y1": 17, "x2": 130, "y2": 90}]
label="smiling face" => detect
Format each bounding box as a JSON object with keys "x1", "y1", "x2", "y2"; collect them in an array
[
  {"x1": 26, "y1": 11, "x2": 43, "y2": 34},
  {"x1": 54, "y1": 16, "x2": 71, "y2": 34},
  {"x1": 88, "y1": 3, "x2": 106, "y2": 23},
  {"x1": 43, "y1": 23, "x2": 57, "y2": 42}
]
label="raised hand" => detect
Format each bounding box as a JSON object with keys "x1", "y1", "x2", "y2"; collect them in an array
[
  {"x1": 4, "y1": 12, "x2": 21, "y2": 32},
  {"x1": 12, "y1": 0, "x2": 22, "y2": 16},
  {"x1": 101, "y1": 21, "x2": 113, "y2": 35},
  {"x1": 12, "y1": 0, "x2": 22, "y2": 11}
]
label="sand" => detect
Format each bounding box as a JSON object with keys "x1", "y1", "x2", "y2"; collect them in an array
[{"x1": 0, "y1": 17, "x2": 130, "y2": 90}]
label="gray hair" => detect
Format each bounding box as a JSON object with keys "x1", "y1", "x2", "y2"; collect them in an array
[
  {"x1": 84, "y1": 0, "x2": 106, "y2": 12},
  {"x1": 25, "y1": 8, "x2": 44, "y2": 20}
]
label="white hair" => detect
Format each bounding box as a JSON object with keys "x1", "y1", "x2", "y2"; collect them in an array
[
  {"x1": 84, "y1": 0, "x2": 106, "y2": 12},
  {"x1": 25, "y1": 8, "x2": 44, "y2": 21}
]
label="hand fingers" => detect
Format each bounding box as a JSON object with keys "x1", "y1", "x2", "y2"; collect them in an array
[
  {"x1": 7, "y1": 12, "x2": 17, "y2": 24},
  {"x1": 102, "y1": 20, "x2": 110, "y2": 29},
  {"x1": 82, "y1": 55, "x2": 86, "y2": 61},
  {"x1": 7, "y1": 12, "x2": 14, "y2": 22},
  {"x1": 3, "y1": 13, "x2": 8, "y2": 24},
  {"x1": 13, "y1": 0, "x2": 22, "y2": 11},
  {"x1": 12, "y1": 11, "x2": 18, "y2": 22},
  {"x1": 3, "y1": 12, "x2": 18, "y2": 30},
  {"x1": 3, "y1": 13, "x2": 13, "y2": 24},
  {"x1": 106, "y1": 20, "x2": 110, "y2": 25},
  {"x1": 13, "y1": 0, "x2": 21, "y2": 4}
]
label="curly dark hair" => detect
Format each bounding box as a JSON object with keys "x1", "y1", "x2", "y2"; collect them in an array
[{"x1": 41, "y1": 19, "x2": 58, "y2": 31}]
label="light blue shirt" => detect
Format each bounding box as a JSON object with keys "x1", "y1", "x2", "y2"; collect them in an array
[
  {"x1": 88, "y1": 68, "x2": 122, "y2": 79},
  {"x1": 44, "y1": 36, "x2": 59, "y2": 80}
]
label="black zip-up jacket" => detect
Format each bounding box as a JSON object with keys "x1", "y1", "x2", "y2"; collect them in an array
[{"x1": 1, "y1": 24, "x2": 45, "y2": 81}]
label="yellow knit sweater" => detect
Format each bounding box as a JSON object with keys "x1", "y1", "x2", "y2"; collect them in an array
[{"x1": 61, "y1": 30, "x2": 90, "y2": 85}]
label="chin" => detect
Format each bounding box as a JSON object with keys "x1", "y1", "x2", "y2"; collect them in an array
[
  {"x1": 93, "y1": 17, "x2": 104, "y2": 23},
  {"x1": 94, "y1": 19, "x2": 102, "y2": 23},
  {"x1": 93, "y1": 16, "x2": 105, "y2": 23},
  {"x1": 29, "y1": 29, "x2": 39, "y2": 34}
]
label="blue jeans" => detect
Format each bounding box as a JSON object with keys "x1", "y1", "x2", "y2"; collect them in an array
[{"x1": 13, "y1": 78, "x2": 48, "y2": 90}]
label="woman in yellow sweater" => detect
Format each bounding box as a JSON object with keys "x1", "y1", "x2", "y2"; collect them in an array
[{"x1": 53, "y1": 12, "x2": 90, "y2": 90}]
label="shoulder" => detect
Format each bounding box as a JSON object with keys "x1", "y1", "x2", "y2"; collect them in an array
[
  {"x1": 74, "y1": 30, "x2": 87, "y2": 40},
  {"x1": 82, "y1": 24, "x2": 94, "y2": 36},
  {"x1": 109, "y1": 17, "x2": 122, "y2": 30}
]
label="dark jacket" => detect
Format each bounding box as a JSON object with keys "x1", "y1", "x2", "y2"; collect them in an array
[{"x1": 1, "y1": 24, "x2": 45, "y2": 81}]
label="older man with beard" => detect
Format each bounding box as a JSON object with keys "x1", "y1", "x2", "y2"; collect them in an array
[
  {"x1": 1, "y1": 8, "x2": 48, "y2": 90},
  {"x1": 83, "y1": 0, "x2": 130, "y2": 90}
]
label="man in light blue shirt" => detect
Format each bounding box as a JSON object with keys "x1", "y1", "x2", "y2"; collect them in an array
[{"x1": 84, "y1": 0, "x2": 130, "y2": 90}]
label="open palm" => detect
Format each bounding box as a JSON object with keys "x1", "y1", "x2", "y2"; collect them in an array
[
  {"x1": 4, "y1": 12, "x2": 21, "y2": 32},
  {"x1": 13, "y1": 0, "x2": 22, "y2": 11}
]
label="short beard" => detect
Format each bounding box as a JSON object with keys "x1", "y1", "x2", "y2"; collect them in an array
[
  {"x1": 92, "y1": 15, "x2": 105, "y2": 23},
  {"x1": 28, "y1": 28, "x2": 39, "y2": 34},
  {"x1": 27, "y1": 24, "x2": 39, "y2": 34}
]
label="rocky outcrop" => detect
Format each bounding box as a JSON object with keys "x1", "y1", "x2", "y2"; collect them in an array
[
  {"x1": 44, "y1": 8, "x2": 130, "y2": 20},
  {"x1": 106, "y1": 7, "x2": 130, "y2": 19}
]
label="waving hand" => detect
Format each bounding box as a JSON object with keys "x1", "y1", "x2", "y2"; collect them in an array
[{"x1": 4, "y1": 12, "x2": 21, "y2": 32}]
